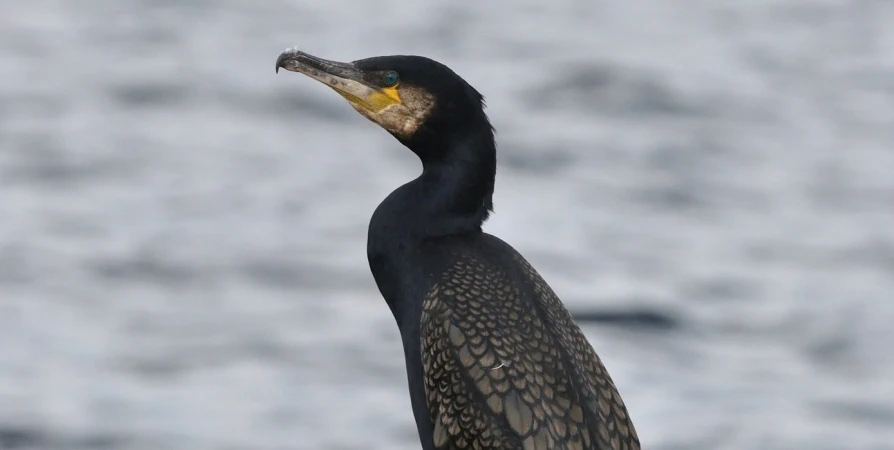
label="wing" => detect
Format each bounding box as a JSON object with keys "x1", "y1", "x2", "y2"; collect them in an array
[{"x1": 420, "y1": 255, "x2": 640, "y2": 450}]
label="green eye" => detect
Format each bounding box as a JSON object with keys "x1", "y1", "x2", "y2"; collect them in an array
[{"x1": 382, "y1": 71, "x2": 399, "y2": 87}]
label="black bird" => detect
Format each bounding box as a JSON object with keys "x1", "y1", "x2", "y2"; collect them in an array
[{"x1": 276, "y1": 48, "x2": 640, "y2": 450}]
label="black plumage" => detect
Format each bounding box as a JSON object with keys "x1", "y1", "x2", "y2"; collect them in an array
[{"x1": 276, "y1": 49, "x2": 639, "y2": 450}]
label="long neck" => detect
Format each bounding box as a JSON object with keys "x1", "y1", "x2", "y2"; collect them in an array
[
  {"x1": 414, "y1": 124, "x2": 496, "y2": 236},
  {"x1": 368, "y1": 121, "x2": 496, "y2": 327}
]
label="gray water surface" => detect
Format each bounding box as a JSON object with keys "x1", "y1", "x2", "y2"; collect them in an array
[{"x1": 1, "y1": 1, "x2": 893, "y2": 449}]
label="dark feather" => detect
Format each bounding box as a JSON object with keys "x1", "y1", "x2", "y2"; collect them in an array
[{"x1": 421, "y1": 248, "x2": 640, "y2": 450}]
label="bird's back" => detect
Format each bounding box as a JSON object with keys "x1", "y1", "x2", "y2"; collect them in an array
[{"x1": 419, "y1": 234, "x2": 639, "y2": 450}]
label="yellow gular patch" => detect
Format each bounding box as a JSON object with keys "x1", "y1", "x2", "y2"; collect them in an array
[
  {"x1": 364, "y1": 86, "x2": 402, "y2": 111},
  {"x1": 381, "y1": 86, "x2": 401, "y2": 103}
]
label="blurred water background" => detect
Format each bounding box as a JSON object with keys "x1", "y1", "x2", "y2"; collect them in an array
[{"x1": 2, "y1": 0, "x2": 894, "y2": 449}]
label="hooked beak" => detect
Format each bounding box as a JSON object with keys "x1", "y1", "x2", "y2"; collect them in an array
[{"x1": 275, "y1": 48, "x2": 401, "y2": 113}]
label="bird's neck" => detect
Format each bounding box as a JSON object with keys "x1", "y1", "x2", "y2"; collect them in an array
[
  {"x1": 415, "y1": 125, "x2": 496, "y2": 236},
  {"x1": 367, "y1": 125, "x2": 496, "y2": 326}
]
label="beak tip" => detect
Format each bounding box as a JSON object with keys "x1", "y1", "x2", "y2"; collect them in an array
[
  {"x1": 274, "y1": 48, "x2": 358, "y2": 82},
  {"x1": 275, "y1": 47, "x2": 298, "y2": 74}
]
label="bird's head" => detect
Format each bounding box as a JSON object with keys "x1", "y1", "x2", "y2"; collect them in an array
[{"x1": 276, "y1": 48, "x2": 491, "y2": 157}]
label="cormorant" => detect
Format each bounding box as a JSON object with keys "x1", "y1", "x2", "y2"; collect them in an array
[{"x1": 276, "y1": 48, "x2": 640, "y2": 450}]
